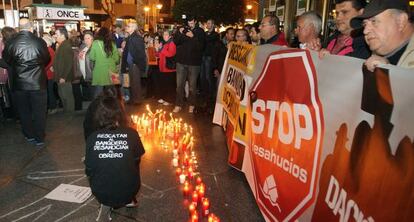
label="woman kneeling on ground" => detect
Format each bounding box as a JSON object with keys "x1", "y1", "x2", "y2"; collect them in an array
[{"x1": 84, "y1": 88, "x2": 145, "y2": 221}]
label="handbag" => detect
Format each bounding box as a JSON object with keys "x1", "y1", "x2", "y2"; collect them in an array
[
  {"x1": 166, "y1": 56, "x2": 176, "y2": 69},
  {"x1": 109, "y1": 70, "x2": 120, "y2": 85}
]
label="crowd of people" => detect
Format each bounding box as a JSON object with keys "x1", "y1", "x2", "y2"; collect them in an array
[{"x1": 0, "y1": 0, "x2": 412, "y2": 220}]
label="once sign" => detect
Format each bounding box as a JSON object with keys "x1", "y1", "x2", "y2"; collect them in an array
[
  {"x1": 36, "y1": 7, "x2": 85, "y2": 20},
  {"x1": 249, "y1": 50, "x2": 323, "y2": 222}
]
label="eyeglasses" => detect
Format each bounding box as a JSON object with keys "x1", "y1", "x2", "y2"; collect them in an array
[{"x1": 259, "y1": 23, "x2": 272, "y2": 27}]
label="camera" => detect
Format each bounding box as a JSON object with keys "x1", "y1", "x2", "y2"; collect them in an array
[{"x1": 179, "y1": 25, "x2": 190, "y2": 34}]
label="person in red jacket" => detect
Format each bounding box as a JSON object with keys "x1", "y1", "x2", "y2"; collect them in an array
[
  {"x1": 155, "y1": 29, "x2": 176, "y2": 106},
  {"x1": 42, "y1": 34, "x2": 58, "y2": 114},
  {"x1": 259, "y1": 15, "x2": 288, "y2": 46}
]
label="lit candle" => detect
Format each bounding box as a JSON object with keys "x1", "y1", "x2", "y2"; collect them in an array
[
  {"x1": 175, "y1": 167, "x2": 182, "y2": 176},
  {"x1": 188, "y1": 202, "x2": 196, "y2": 216},
  {"x1": 198, "y1": 186, "x2": 205, "y2": 200},
  {"x1": 183, "y1": 182, "x2": 190, "y2": 196},
  {"x1": 202, "y1": 198, "x2": 210, "y2": 217},
  {"x1": 179, "y1": 174, "x2": 186, "y2": 184},
  {"x1": 190, "y1": 210, "x2": 198, "y2": 222},
  {"x1": 172, "y1": 149, "x2": 178, "y2": 158},
  {"x1": 184, "y1": 154, "x2": 190, "y2": 167},
  {"x1": 172, "y1": 158, "x2": 179, "y2": 167},
  {"x1": 208, "y1": 214, "x2": 220, "y2": 222},
  {"x1": 196, "y1": 176, "x2": 202, "y2": 185},
  {"x1": 187, "y1": 167, "x2": 194, "y2": 180},
  {"x1": 192, "y1": 191, "x2": 199, "y2": 205}
]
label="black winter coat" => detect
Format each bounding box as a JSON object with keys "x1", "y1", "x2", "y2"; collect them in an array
[
  {"x1": 121, "y1": 32, "x2": 147, "y2": 73},
  {"x1": 174, "y1": 26, "x2": 206, "y2": 66},
  {"x1": 3, "y1": 31, "x2": 50, "y2": 91}
]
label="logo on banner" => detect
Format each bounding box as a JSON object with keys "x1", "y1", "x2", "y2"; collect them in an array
[
  {"x1": 249, "y1": 50, "x2": 323, "y2": 221},
  {"x1": 261, "y1": 175, "x2": 282, "y2": 212}
]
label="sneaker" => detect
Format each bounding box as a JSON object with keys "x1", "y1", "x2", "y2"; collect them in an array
[
  {"x1": 163, "y1": 101, "x2": 170, "y2": 106},
  {"x1": 188, "y1": 105, "x2": 195, "y2": 113},
  {"x1": 48, "y1": 109, "x2": 58, "y2": 115},
  {"x1": 173, "y1": 106, "x2": 182, "y2": 113},
  {"x1": 25, "y1": 137, "x2": 36, "y2": 143},
  {"x1": 35, "y1": 141, "x2": 45, "y2": 147},
  {"x1": 158, "y1": 99, "x2": 165, "y2": 104},
  {"x1": 125, "y1": 198, "x2": 139, "y2": 208},
  {"x1": 96, "y1": 204, "x2": 112, "y2": 222}
]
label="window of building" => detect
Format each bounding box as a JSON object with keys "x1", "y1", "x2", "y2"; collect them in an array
[
  {"x1": 94, "y1": 1, "x2": 102, "y2": 10},
  {"x1": 115, "y1": 0, "x2": 122, "y2": 3},
  {"x1": 64, "y1": 0, "x2": 81, "y2": 6},
  {"x1": 33, "y1": 0, "x2": 52, "y2": 3},
  {"x1": 159, "y1": 0, "x2": 171, "y2": 14}
]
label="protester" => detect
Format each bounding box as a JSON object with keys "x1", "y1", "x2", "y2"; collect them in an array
[
  {"x1": 319, "y1": 0, "x2": 370, "y2": 59},
  {"x1": 121, "y1": 22, "x2": 147, "y2": 106},
  {"x1": 235, "y1": 28, "x2": 252, "y2": 44},
  {"x1": 71, "y1": 36, "x2": 84, "y2": 112},
  {"x1": 42, "y1": 34, "x2": 58, "y2": 114},
  {"x1": 147, "y1": 34, "x2": 160, "y2": 99},
  {"x1": 173, "y1": 15, "x2": 206, "y2": 113},
  {"x1": 89, "y1": 27, "x2": 120, "y2": 98},
  {"x1": 259, "y1": 15, "x2": 288, "y2": 46},
  {"x1": 3, "y1": 19, "x2": 50, "y2": 146},
  {"x1": 222, "y1": 27, "x2": 235, "y2": 47},
  {"x1": 53, "y1": 27, "x2": 75, "y2": 112},
  {"x1": 0, "y1": 26, "x2": 17, "y2": 121},
  {"x1": 200, "y1": 19, "x2": 220, "y2": 111},
  {"x1": 294, "y1": 11, "x2": 322, "y2": 50},
  {"x1": 154, "y1": 29, "x2": 176, "y2": 106},
  {"x1": 350, "y1": 0, "x2": 413, "y2": 70},
  {"x1": 249, "y1": 22, "x2": 261, "y2": 45},
  {"x1": 78, "y1": 31, "x2": 94, "y2": 101},
  {"x1": 84, "y1": 88, "x2": 145, "y2": 221},
  {"x1": 113, "y1": 24, "x2": 124, "y2": 49}
]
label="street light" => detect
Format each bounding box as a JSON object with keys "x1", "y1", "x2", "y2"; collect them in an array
[
  {"x1": 246, "y1": 4, "x2": 253, "y2": 10},
  {"x1": 144, "y1": 6, "x2": 150, "y2": 31},
  {"x1": 155, "y1": 4, "x2": 163, "y2": 32}
]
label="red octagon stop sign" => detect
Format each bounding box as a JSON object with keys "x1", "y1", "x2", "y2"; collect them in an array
[{"x1": 249, "y1": 49, "x2": 324, "y2": 221}]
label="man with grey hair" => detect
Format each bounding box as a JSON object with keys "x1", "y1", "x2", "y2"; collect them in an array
[
  {"x1": 295, "y1": 11, "x2": 322, "y2": 50},
  {"x1": 121, "y1": 22, "x2": 147, "y2": 105},
  {"x1": 3, "y1": 18, "x2": 50, "y2": 146},
  {"x1": 351, "y1": 0, "x2": 413, "y2": 70}
]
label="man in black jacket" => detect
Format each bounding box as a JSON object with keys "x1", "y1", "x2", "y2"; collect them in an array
[
  {"x1": 200, "y1": 19, "x2": 220, "y2": 112},
  {"x1": 173, "y1": 16, "x2": 206, "y2": 113},
  {"x1": 122, "y1": 22, "x2": 146, "y2": 105},
  {"x1": 3, "y1": 19, "x2": 50, "y2": 146}
]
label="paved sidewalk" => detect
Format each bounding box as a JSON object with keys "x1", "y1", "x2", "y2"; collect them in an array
[{"x1": 0, "y1": 100, "x2": 264, "y2": 222}]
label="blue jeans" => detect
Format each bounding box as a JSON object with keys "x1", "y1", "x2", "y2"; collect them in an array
[
  {"x1": 175, "y1": 63, "x2": 200, "y2": 106},
  {"x1": 118, "y1": 73, "x2": 130, "y2": 100}
]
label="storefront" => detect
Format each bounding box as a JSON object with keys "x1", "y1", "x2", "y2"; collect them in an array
[
  {"x1": 264, "y1": 0, "x2": 334, "y2": 44},
  {"x1": 26, "y1": 4, "x2": 86, "y2": 35}
]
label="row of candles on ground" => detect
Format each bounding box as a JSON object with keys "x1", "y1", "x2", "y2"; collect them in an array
[
  {"x1": 131, "y1": 106, "x2": 220, "y2": 222},
  {"x1": 131, "y1": 106, "x2": 193, "y2": 140}
]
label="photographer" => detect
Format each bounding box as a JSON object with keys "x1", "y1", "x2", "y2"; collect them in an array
[{"x1": 172, "y1": 15, "x2": 205, "y2": 113}]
